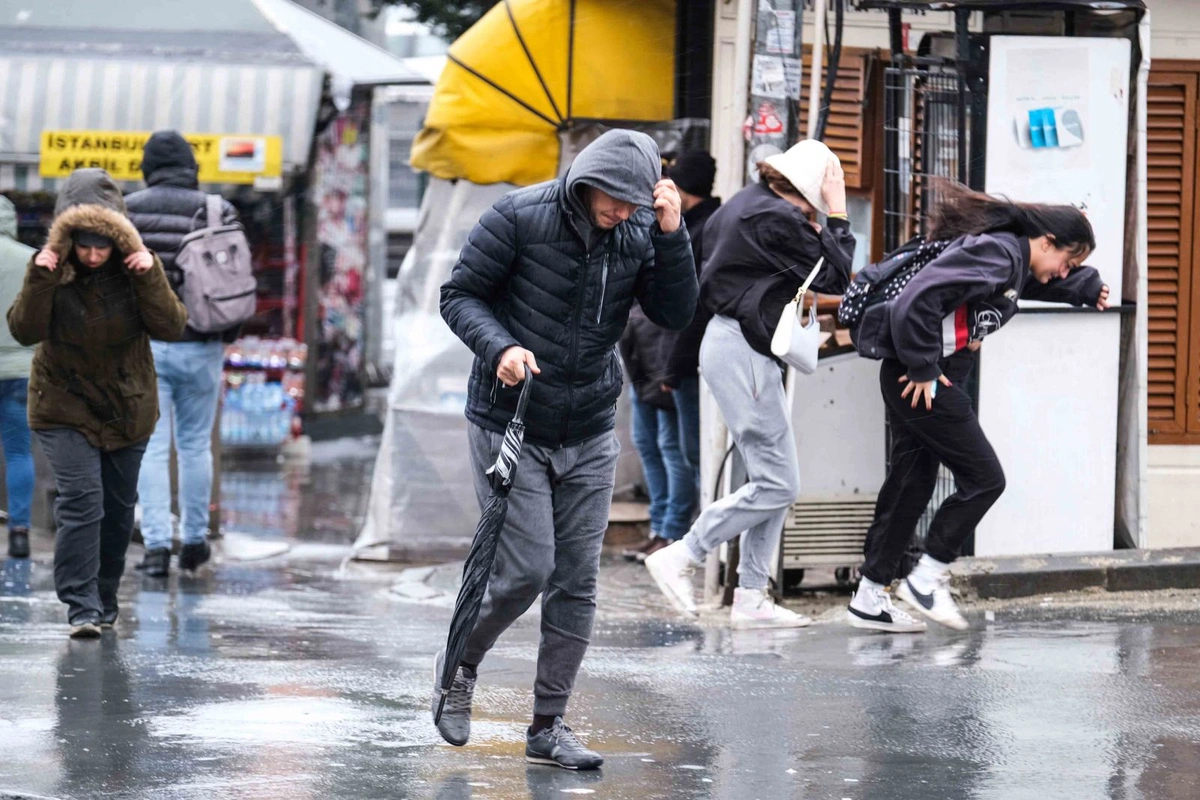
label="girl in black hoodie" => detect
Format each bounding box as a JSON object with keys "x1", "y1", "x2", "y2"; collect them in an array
[{"x1": 848, "y1": 183, "x2": 1109, "y2": 634}]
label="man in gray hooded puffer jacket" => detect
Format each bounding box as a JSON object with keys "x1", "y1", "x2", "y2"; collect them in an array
[{"x1": 437, "y1": 129, "x2": 697, "y2": 768}]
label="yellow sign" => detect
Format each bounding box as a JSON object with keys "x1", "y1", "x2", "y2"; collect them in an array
[{"x1": 40, "y1": 130, "x2": 284, "y2": 185}]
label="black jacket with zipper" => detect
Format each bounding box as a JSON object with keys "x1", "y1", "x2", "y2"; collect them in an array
[
  {"x1": 440, "y1": 153, "x2": 697, "y2": 447},
  {"x1": 699, "y1": 180, "x2": 855, "y2": 360},
  {"x1": 866, "y1": 232, "x2": 1105, "y2": 381}
]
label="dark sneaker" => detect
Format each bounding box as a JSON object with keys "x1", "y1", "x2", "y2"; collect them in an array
[
  {"x1": 98, "y1": 578, "x2": 119, "y2": 629},
  {"x1": 139, "y1": 548, "x2": 170, "y2": 578},
  {"x1": 525, "y1": 717, "x2": 603, "y2": 770},
  {"x1": 636, "y1": 537, "x2": 671, "y2": 563},
  {"x1": 178, "y1": 541, "x2": 212, "y2": 573},
  {"x1": 432, "y1": 648, "x2": 476, "y2": 746},
  {"x1": 69, "y1": 618, "x2": 102, "y2": 639},
  {"x1": 7, "y1": 528, "x2": 29, "y2": 559}
]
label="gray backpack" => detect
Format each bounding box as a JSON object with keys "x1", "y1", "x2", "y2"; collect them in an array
[{"x1": 176, "y1": 195, "x2": 257, "y2": 333}]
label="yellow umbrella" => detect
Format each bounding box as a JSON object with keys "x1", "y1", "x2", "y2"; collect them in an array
[{"x1": 410, "y1": 0, "x2": 676, "y2": 186}]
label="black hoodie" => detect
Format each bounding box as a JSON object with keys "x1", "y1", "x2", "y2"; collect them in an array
[
  {"x1": 869, "y1": 232, "x2": 1105, "y2": 381},
  {"x1": 699, "y1": 181, "x2": 855, "y2": 359}
]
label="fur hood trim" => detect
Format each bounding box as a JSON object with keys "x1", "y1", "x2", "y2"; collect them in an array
[{"x1": 45, "y1": 204, "x2": 144, "y2": 284}]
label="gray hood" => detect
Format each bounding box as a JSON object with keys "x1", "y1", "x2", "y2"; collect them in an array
[
  {"x1": 0, "y1": 196, "x2": 16, "y2": 239},
  {"x1": 566, "y1": 129, "x2": 661, "y2": 215}
]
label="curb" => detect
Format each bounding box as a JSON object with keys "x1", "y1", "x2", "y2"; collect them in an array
[{"x1": 952, "y1": 547, "x2": 1200, "y2": 600}]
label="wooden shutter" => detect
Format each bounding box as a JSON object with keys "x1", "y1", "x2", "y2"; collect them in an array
[
  {"x1": 1147, "y1": 72, "x2": 1197, "y2": 441},
  {"x1": 798, "y1": 47, "x2": 880, "y2": 190}
]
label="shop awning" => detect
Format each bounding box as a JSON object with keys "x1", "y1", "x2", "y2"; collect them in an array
[
  {"x1": 0, "y1": 54, "x2": 323, "y2": 174},
  {"x1": 0, "y1": 0, "x2": 422, "y2": 190},
  {"x1": 410, "y1": 0, "x2": 676, "y2": 186}
]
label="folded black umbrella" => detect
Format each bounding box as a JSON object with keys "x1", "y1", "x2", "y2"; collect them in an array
[{"x1": 434, "y1": 366, "x2": 534, "y2": 725}]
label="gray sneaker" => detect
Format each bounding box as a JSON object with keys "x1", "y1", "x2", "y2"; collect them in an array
[
  {"x1": 525, "y1": 717, "x2": 603, "y2": 770},
  {"x1": 431, "y1": 648, "x2": 475, "y2": 746}
]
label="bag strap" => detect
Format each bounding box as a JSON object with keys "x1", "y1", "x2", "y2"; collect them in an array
[
  {"x1": 205, "y1": 195, "x2": 222, "y2": 230},
  {"x1": 790, "y1": 257, "x2": 825, "y2": 304}
]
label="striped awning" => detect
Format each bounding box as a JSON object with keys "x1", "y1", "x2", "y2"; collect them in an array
[{"x1": 0, "y1": 55, "x2": 324, "y2": 188}]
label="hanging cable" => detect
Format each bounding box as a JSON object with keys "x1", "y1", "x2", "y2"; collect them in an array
[{"x1": 815, "y1": 0, "x2": 845, "y2": 142}]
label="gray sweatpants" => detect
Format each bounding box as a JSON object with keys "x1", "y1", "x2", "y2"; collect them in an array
[
  {"x1": 462, "y1": 422, "x2": 620, "y2": 717},
  {"x1": 681, "y1": 316, "x2": 801, "y2": 590}
]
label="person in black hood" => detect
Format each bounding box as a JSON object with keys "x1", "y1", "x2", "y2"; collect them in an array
[
  {"x1": 124, "y1": 130, "x2": 242, "y2": 579},
  {"x1": 661, "y1": 151, "x2": 721, "y2": 500},
  {"x1": 847, "y1": 182, "x2": 1108, "y2": 635},
  {"x1": 437, "y1": 128, "x2": 697, "y2": 768}
]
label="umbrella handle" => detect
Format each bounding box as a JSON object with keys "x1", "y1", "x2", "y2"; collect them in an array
[{"x1": 514, "y1": 364, "x2": 534, "y2": 424}]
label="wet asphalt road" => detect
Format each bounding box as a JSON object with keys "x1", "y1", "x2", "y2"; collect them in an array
[{"x1": 1, "y1": 439, "x2": 1199, "y2": 800}]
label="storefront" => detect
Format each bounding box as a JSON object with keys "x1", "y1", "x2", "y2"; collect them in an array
[{"x1": 0, "y1": 0, "x2": 425, "y2": 452}]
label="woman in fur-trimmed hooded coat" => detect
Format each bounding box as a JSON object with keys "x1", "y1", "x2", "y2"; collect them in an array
[{"x1": 7, "y1": 167, "x2": 188, "y2": 637}]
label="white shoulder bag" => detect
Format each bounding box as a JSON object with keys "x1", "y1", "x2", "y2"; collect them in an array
[{"x1": 770, "y1": 257, "x2": 832, "y2": 375}]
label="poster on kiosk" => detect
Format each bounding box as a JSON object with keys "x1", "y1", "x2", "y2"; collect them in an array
[{"x1": 978, "y1": 36, "x2": 1130, "y2": 556}]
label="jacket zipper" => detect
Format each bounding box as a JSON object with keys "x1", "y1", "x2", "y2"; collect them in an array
[
  {"x1": 561, "y1": 249, "x2": 590, "y2": 446},
  {"x1": 595, "y1": 254, "x2": 609, "y2": 324},
  {"x1": 208, "y1": 287, "x2": 256, "y2": 302}
]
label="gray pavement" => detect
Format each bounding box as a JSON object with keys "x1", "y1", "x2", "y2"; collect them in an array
[{"x1": 0, "y1": 438, "x2": 1198, "y2": 799}]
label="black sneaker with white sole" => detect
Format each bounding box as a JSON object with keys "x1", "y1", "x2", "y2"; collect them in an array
[{"x1": 525, "y1": 717, "x2": 603, "y2": 770}]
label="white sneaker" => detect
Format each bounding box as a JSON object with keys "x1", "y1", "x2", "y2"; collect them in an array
[
  {"x1": 896, "y1": 573, "x2": 969, "y2": 631},
  {"x1": 644, "y1": 541, "x2": 699, "y2": 617},
  {"x1": 730, "y1": 587, "x2": 811, "y2": 629},
  {"x1": 847, "y1": 580, "x2": 926, "y2": 633}
]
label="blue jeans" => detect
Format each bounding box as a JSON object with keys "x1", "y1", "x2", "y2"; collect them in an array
[
  {"x1": 138, "y1": 341, "x2": 226, "y2": 550},
  {"x1": 629, "y1": 388, "x2": 696, "y2": 541},
  {"x1": 672, "y1": 375, "x2": 701, "y2": 488},
  {"x1": 0, "y1": 378, "x2": 33, "y2": 529}
]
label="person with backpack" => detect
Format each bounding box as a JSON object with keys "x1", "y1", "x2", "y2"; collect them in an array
[
  {"x1": 644, "y1": 139, "x2": 854, "y2": 628},
  {"x1": 125, "y1": 130, "x2": 251, "y2": 578},
  {"x1": 843, "y1": 183, "x2": 1109, "y2": 633},
  {"x1": 7, "y1": 168, "x2": 188, "y2": 637}
]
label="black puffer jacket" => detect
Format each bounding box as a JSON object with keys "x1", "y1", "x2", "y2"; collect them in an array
[
  {"x1": 124, "y1": 130, "x2": 240, "y2": 343},
  {"x1": 440, "y1": 129, "x2": 698, "y2": 447}
]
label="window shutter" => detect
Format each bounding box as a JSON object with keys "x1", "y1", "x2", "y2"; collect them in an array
[
  {"x1": 1146, "y1": 73, "x2": 1197, "y2": 440},
  {"x1": 798, "y1": 48, "x2": 879, "y2": 191}
]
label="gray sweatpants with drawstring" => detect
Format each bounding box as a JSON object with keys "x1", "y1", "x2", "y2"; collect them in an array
[
  {"x1": 680, "y1": 315, "x2": 801, "y2": 590},
  {"x1": 462, "y1": 422, "x2": 620, "y2": 717}
]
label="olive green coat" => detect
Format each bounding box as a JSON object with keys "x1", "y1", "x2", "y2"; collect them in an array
[{"x1": 6, "y1": 168, "x2": 188, "y2": 451}]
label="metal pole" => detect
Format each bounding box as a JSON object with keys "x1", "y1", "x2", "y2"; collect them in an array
[
  {"x1": 807, "y1": 0, "x2": 827, "y2": 140},
  {"x1": 954, "y1": 8, "x2": 970, "y2": 185}
]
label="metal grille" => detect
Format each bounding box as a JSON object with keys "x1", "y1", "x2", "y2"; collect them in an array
[
  {"x1": 882, "y1": 61, "x2": 969, "y2": 251},
  {"x1": 781, "y1": 496, "x2": 878, "y2": 570}
]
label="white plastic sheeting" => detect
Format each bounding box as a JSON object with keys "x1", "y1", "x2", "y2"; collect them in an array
[{"x1": 354, "y1": 177, "x2": 511, "y2": 561}]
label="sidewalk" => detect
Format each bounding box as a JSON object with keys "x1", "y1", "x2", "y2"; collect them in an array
[{"x1": 952, "y1": 547, "x2": 1200, "y2": 599}]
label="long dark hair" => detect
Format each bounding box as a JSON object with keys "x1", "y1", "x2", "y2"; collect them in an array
[{"x1": 927, "y1": 181, "x2": 1095, "y2": 258}]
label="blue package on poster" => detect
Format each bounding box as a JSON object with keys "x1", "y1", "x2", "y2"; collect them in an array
[
  {"x1": 1042, "y1": 108, "x2": 1060, "y2": 147},
  {"x1": 1028, "y1": 109, "x2": 1047, "y2": 148}
]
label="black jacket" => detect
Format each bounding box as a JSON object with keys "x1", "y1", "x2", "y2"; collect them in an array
[
  {"x1": 662, "y1": 195, "x2": 721, "y2": 387},
  {"x1": 700, "y1": 181, "x2": 855, "y2": 359},
  {"x1": 124, "y1": 135, "x2": 240, "y2": 343},
  {"x1": 866, "y1": 232, "x2": 1105, "y2": 381},
  {"x1": 619, "y1": 305, "x2": 675, "y2": 410},
  {"x1": 440, "y1": 148, "x2": 697, "y2": 447}
]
